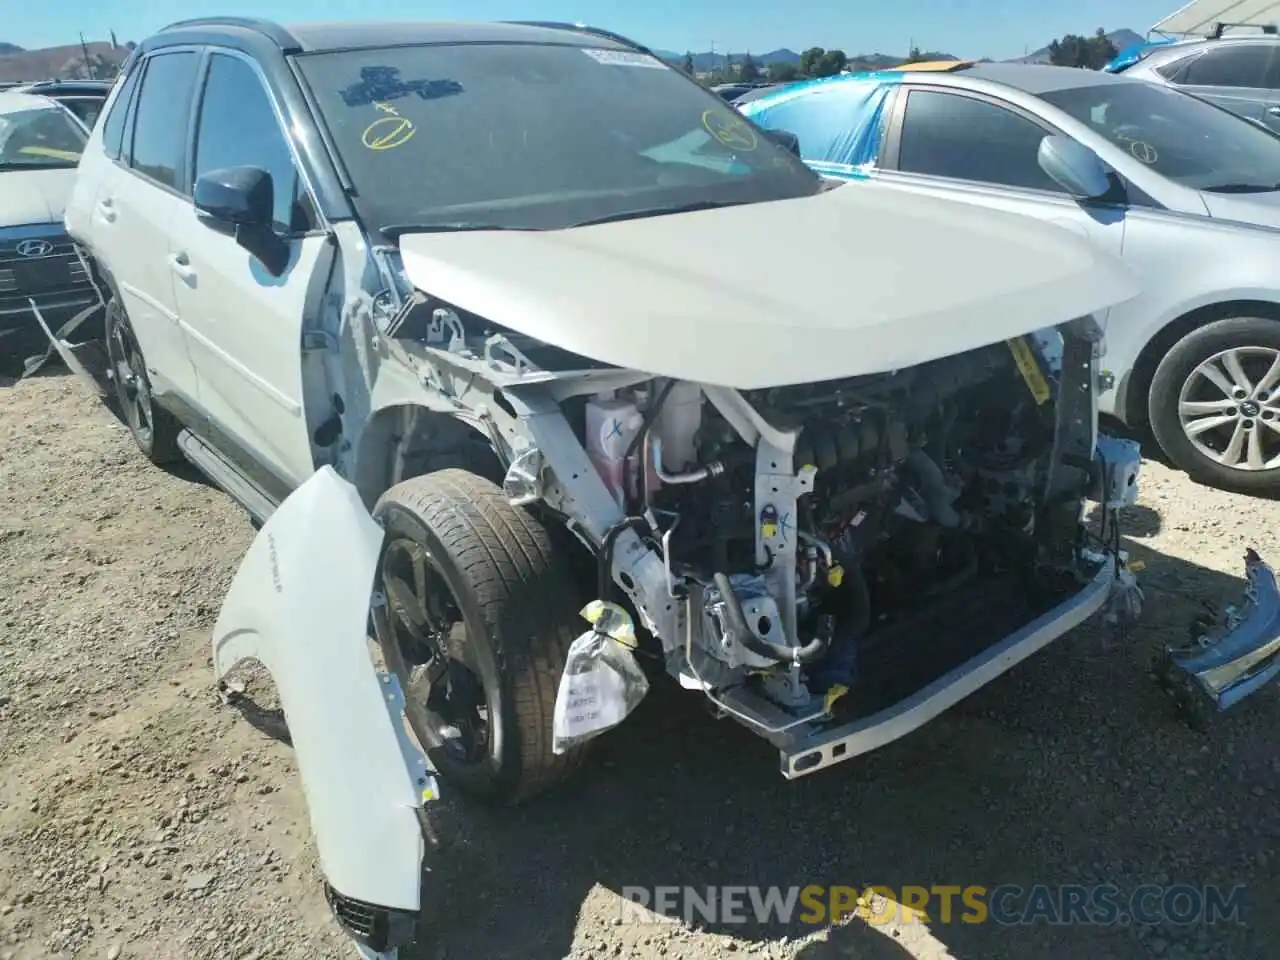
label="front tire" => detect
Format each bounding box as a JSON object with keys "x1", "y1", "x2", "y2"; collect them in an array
[
  {"x1": 1149, "y1": 316, "x2": 1280, "y2": 494},
  {"x1": 372, "y1": 469, "x2": 588, "y2": 805},
  {"x1": 105, "y1": 298, "x2": 181, "y2": 465}
]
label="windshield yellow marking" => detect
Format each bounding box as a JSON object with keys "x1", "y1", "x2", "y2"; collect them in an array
[
  {"x1": 362, "y1": 110, "x2": 416, "y2": 151},
  {"x1": 17, "y1": 145, "x2": 81, "y2": 161},
  {"x1": 702, "y1": 109, "x2": 758, "y2": 151}
]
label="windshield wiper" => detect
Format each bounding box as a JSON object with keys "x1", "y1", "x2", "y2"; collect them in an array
[
  {"x1": 1202, "y1": 182, "x2": 1280, "y2": 193},
  {"x1": 0, "y1": 160, "x2": 78, "y2": 171},
  {"x1": 566, "y1": 199, "x2": 754, "y2": 228},
  {"x1": 381, "y1": 223, "x2": 542, "y2": 238}
]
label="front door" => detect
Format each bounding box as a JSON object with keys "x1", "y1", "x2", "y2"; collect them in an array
[{"x1": 168, "y1": 50, "x2": 333, "y2": 499}]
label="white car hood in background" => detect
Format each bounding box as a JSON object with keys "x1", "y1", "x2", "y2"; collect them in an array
[
  {"x1": 0, "y1": 168, "x2": 77, "y2": 226},
  {"x1": 397, "y1": 181, "x2": 1140, "y2": 389}
]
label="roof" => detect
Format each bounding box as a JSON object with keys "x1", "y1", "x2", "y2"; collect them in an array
[
  {"x1": 962, "y1": 61, "x2": 1134, "y2": 93},
  {"x1": 0, "y1": 91, "x2": 59, "y2": 114},
  {"x1": 157, "y1": 18, "x2": 633, "y2": 54},
  {"x1": 890, "y1": 59, "x2": 975, "y2": 72},
  {"x1": 12, "y1": 80, "x2": 112, "y2": 95},
  {"x1": 1152, "y1": 0, "x2": 1280, "y2": 36}
]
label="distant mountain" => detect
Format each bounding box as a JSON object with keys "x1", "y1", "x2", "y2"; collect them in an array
[
  {"x1": 0, "y1": 40, "x2": 129, "y2": 82},
  {"x1": 654, "y1": 48, "x2": 801, "y2": 72},
  {"x1": 1011, "y1": 28, "x2": 1143, "y2": 64},
  {"x1": 654, "y1": 47, "x2": 961, "y2": 73},
  {"x1": 0, "y1": 43, "x2": 23, "y2": 56}
]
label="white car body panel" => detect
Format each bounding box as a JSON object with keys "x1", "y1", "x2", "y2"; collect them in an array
[
  {"x1": 167, "y1": 205, "x2": 332, "y2": 488},
  {"x1": 0, "y1": 167, "x2": 77, "y2": 225},
  {"x1": 212, "y1": 466, "x2": 427, "y2": 913},
  {"x1": 63, "y1": 85, "x2": 203, "y2": 407},
  {"x1": 397, "y1": 181, "x2": 1140, "y2": 390}
]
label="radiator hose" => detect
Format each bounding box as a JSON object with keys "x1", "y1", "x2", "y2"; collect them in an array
[{"x1": 712, "y1": 573, "x2": 830, "y2": 664}]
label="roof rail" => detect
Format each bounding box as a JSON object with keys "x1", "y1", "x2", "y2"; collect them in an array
[
  {"x1": 502, "y1": 21, "x2": 653, "y2": 55},
  {"x1": 1209, "y1": 21, "x2": 1279, "y2": 38},
  {"x1": 159, "y1": 17, "x2": 301, "y2": 50}
]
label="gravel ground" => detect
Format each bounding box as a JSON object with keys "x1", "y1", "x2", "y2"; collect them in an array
[{"x1": 1, "y1": 367, "x2": 1278, "y2": 960}]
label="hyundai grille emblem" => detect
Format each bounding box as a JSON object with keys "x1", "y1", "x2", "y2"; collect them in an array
[{"x1": 15, "y1": 239, "x2": 54, "y2": 258}]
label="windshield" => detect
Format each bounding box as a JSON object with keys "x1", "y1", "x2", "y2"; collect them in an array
[
  {"x1": 0, "y1": 104, "x2": 87, "y2": 169},
  {"x1": 1039, "y1": 81, "x2": 1280, "y2": 193},
  {"x1": 296, "y1": 42, "x2": 820, "y2": 235}
]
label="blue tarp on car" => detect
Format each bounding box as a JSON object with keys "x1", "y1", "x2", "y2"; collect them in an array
[{"x1": 736, "y1": 73, "x2": 898, "y2": 177}]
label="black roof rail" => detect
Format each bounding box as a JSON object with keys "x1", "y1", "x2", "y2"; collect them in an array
[
  {"x1": 159, "y1": 17, "x2": 301, "y2": 50},
  {"x1": 1209, "y1": 21, "x2": 1279, "y2": 39},
  {"x1": 502, "y1": 21, "x2": 653, "y2": 55}
]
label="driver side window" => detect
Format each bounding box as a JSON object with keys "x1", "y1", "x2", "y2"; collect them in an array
[
  {"x1": 896, "y1": 89, "x2": 1065, "y2": 193},
  {"x1": 192, "y1": 53, "x2": 316, "y2": 234}
]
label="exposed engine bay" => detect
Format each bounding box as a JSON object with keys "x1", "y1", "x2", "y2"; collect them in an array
[{"x1": 563, "y1": 322, "x2": 1129, "y2": 736}]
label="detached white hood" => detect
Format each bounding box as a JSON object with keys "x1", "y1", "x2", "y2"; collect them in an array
[
  {"x1": 0, "y1": 168, "x2": 77, "y2": 227},
  {"x1": 397, "y1": 181, "x2": 1140, "y2": 389}
]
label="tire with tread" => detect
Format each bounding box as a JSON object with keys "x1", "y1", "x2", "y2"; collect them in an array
[
  {"x1": 105, "y1": 298, "x2": 182, "y2": 466},
  {"x1": 373, "y1": 468, "x2": 588, "y2": 805}
]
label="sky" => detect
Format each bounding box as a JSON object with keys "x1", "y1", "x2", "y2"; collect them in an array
[{"x1": 6, "y1": 0, "x2": 1180, "y2": 62}]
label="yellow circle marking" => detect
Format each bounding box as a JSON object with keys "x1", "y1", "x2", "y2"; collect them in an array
[
  {"x1": 1128, "y1": 139, "x2": 1158, "y2": 164},
  {"x1": 362, "y1": 115, "x2": 416, "y2": 151},
  {"x1": 702, "y1": 109, "x2": 758, "y2": 151}
]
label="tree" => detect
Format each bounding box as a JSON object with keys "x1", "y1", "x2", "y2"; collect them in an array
[
  {"x1": 817, "y1": 49, "x2": 848, "y2": 76},
  {"x1": 1047, "y1": 29, "x2": 1118, "y2": 69},
  {"x1": 680, "y1": 52, "x2": 695, "y2": 75},
  {"x1": 799, "y1": 46, "x2": 826, "y2": 77},
  {"x1": 768, "y1": 62, "x2": 800, "y2": 82},
  {"x1": 739, "y1": 54, "x2": 761, "y2": 82}
]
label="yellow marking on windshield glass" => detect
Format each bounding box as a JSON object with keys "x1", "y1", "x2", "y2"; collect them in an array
[
  {"x1": 362, "y1": 114, "x2": 416, "y2": 151},
  {"x1": 702, "y1": 109, "x2": 758, "y2": 151}
]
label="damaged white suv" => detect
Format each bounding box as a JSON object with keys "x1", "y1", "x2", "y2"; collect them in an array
[{"x1": 59, "y1": 15, "x2": 1186, "y2": 958}]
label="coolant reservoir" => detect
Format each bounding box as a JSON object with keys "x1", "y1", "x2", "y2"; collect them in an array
[
  {"x1": 654, "y1": 380, "x2": 703, "y2": 472},
  {"x1": 585, "y1": 396, "x2": 644, "y2": 507}
]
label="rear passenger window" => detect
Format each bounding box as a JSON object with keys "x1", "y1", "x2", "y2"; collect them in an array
[
  {"x1": 193, "y1": 54, "x2": 316, "y2": 233},
  {"x1": 1180, "y1": 45, "x2": 1276, "y2": 87},
  {"x1": 101, "y1": 64, "x2": 141, "y2": 159},
  {"x1": 128, "y1": 51, "x2": 199, "y2": 191}
]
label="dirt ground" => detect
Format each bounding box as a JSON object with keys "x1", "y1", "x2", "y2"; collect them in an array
[{"x1": 1, "y1": 366, "x2": 1278, "y2": 960}]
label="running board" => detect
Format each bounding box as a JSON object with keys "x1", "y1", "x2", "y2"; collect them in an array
[{"x1": 177, "y1": 429, "x2": 278, "y2": 526}]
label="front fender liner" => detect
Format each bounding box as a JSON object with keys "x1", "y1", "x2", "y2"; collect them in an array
[{"x1": 212, "y1": 466, "x2": 432, "y2": 950}]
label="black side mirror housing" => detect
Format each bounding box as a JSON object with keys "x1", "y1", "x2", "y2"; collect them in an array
[
  {"x1": 766, "y1": 128, "x2": 801, "y2": 157},
  {"x1": 193, "y1": 165, "x2": 289, "y2": 277}
]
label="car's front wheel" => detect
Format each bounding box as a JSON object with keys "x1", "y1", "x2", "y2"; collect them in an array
[
  {"x1": 371, "y1": 468, "x2": 589, "y2": 805},
  {"x1": 1150, "y1": 316, "x2": 1280, "y2": 493}
]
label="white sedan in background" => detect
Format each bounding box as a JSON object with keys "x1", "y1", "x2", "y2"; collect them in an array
[{"x1": 739, "y1": 61, "x2": 1280, "y2": 493}]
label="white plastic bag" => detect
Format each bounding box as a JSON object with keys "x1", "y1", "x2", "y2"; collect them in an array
[{"x1": 552, "y1": 600, "x2": 649, "y2": 754}]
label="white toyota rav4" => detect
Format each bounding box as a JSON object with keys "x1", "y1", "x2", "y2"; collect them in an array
[{"x1": 59, "y1": 16, "x2": 1278, "y2": 960}]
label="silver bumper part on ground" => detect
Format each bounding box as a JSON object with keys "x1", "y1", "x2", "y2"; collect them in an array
[
  {"x1": 778, "y1": 559, "x2": 1116, "y2": 778},
  {"x1": 1162, "y1": 549, "x2": 1280, "y2": 714}
]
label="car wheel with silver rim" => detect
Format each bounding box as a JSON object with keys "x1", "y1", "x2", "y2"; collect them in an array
[{"x1": 1150, "y1": 315, "x2": 1280, "y2": 494}]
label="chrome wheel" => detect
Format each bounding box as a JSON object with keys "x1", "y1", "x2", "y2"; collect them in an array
[
  {"x1": 106, "y1": 308, "x2": 154, "y2": 449},
  {"x1": 380, "y1": 535, "x2": 491, "y2": 765},
  {"x1": 1177, "y1": 346, "x2": 1280, "y2": 472}
]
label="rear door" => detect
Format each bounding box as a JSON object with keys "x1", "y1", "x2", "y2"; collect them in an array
[
  {"x1": 84, "y1": 49, "x2": 204, "y2": 408},
  {"x1": 167, "y1": 49, "x2": 332, "y2": 498}
]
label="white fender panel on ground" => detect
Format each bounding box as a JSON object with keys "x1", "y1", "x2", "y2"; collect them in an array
[{"x1": 212, "y1": 465, "x2": 424, "y2": 913}]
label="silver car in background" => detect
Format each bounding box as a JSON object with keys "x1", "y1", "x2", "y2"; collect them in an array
[{"x1": 739, "y1": 62, "x2": 1280, "y2": 494}]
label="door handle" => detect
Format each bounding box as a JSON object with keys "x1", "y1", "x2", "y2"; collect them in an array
[
  {"x1": 169, "y1": 252, "x2": 197, "y2": 286},
  {"x1": 95, "y1": 198, "x2": 116, "y2": 223}
]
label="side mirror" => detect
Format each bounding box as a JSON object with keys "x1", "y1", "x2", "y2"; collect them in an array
[
  {"x1": 1037, "y1": 135, "x2": 1112, "y2": 200},
  {"x1": 765, "y1": 128, "x2": 801, "y2": 157},
  {"x1": 194, "y1": 165, "x2": 274, "y2": 225},
  {"x1": 193, "y1": 165, "x2": 289, "y2": 277}
]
